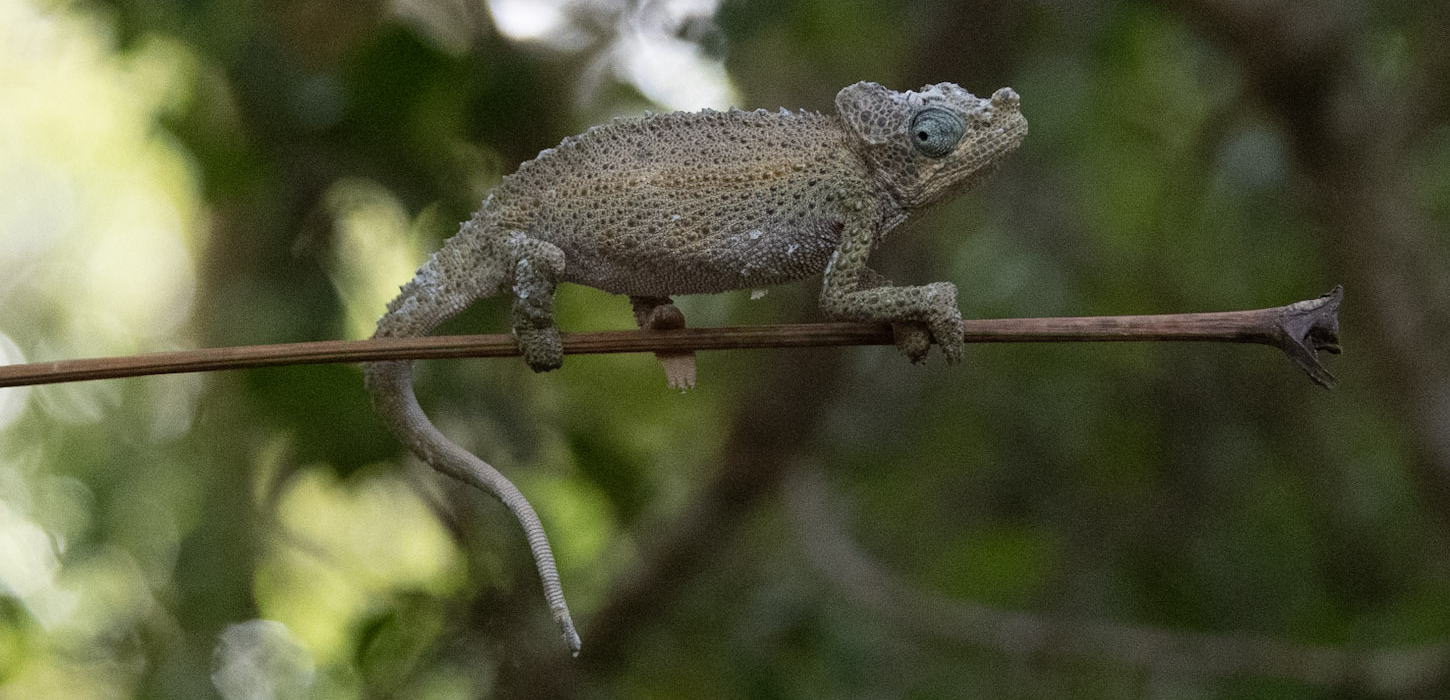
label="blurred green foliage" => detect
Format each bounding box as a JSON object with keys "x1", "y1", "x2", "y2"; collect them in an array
[{"x1": 1, "y1": 0, "x2": 1447, "y2": 697}]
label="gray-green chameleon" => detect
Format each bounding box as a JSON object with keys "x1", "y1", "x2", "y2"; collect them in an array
[{"x1": 363, "y1": 81, "x2": 1027, "y2": 654}]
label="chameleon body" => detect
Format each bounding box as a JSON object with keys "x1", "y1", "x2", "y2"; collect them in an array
[{"x1": 363, "y1": 81, "x2": 1027, "y2": 654}]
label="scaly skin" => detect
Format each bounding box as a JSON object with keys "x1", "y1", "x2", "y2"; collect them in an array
[{"x1": 363, "y1": 81, "x2": 1028, "y2": 655}]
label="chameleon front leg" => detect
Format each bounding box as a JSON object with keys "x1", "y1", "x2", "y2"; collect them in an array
[
  {"x1": 857, "y1": 268, "x2": 935, "y2": 364},
  {"x1": 630, "y1": 295, "x2": 697, "y2": 390},
  {"x1": 507, "y1": 234, "x2": 567, "y2": 372},
  {"x1": 820, "y1": 222, "x2": 964, "y2": 364}
]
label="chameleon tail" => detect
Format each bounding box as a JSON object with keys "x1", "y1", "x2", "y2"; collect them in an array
[{"x1": 361, "y1": 227, "x2": 582, "y2": 655}]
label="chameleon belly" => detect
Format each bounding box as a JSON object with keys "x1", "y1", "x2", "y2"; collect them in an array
[{"x1": 550, "y1": 210, "x2": 846, "y2": 297}]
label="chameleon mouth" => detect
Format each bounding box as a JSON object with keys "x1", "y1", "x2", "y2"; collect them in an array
[
  {"x1": 920, "y1": 109, "x2": 1027, "y2": 205},
  {"x1": 999, "y1": 113, "x2": 1029, "y2": 145},
  {"x1": 972, "y1": 110, "x2": 1028, "y2": 163}
]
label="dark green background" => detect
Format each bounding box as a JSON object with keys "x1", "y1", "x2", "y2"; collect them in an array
[{"x1": 2, "y1": 0, "x2": 1448, "y2": 697}]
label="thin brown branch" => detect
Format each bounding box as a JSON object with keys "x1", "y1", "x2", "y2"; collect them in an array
[
  {"x1": 784, "y1": 465, "x2": 1450, "y2": 695},
  {"x1": 1161, "y1": 0, "x2": 1450, "y2": 546},
  {"x1": 0, "y1": 287, "x2": 1341, "y2": 389}
]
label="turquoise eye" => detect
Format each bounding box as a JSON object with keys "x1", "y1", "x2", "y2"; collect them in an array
[{"x1": 909, "y1": 107, "x2": 966, "y2": 158}]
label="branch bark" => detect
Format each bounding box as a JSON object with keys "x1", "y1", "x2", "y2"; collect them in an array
[{"x1": 0, "y1": 287, "x2": 1342, "y2": 389}]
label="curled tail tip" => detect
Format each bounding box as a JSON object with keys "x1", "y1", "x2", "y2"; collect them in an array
[{"x1": 558, "y1": 612, "x2": 582, "y2": 657}]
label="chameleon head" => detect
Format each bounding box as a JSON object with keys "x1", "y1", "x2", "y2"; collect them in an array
[{"x1": 835, "y1": 81, "x2": 1027, "y2": 210}]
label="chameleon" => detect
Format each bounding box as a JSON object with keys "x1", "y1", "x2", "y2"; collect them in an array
[{"x1": 362, "y1": 81, "x2": 1028, "y2": 655}]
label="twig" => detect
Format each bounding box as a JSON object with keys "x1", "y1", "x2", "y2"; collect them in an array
[{"x1": 0, "y1": 287, "x2": 1342, "y2": 389}]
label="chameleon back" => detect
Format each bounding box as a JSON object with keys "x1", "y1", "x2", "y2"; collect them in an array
[{"x1": 478, "y1": 108, "x2": 883, "y2": 296}]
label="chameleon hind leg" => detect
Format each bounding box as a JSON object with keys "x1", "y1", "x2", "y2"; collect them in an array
[
  {"x1": 630, "y1": 295, "x2": 696, "y2": 390},
  {"x1": 507, "y1": 234, "x2": 567, "y2": 372}
]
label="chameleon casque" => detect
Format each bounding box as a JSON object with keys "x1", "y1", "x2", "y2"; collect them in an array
[{"x1": 363, "y1": 81, "x2": 1028, "y2": 654}]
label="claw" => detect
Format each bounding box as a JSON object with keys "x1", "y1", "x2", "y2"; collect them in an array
[
  {"x1": 929, "y1": 311, "x2": 965, "y2": 366},
  {"x1": 1272, "y1": 286, "x2": 1343, "y2": 389},
  {"x1": 939, "y1": 341, "x2": 964, "y2": 365}
]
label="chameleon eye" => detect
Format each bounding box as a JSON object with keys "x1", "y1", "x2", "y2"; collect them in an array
[{"x1": 909, "y1": 107, "x2": 966, "y2": 158}]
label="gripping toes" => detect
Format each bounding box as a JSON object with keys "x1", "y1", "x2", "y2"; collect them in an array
[
  {"x1": 891, "y1": 322, "x2": 933, "y2": 364},
  {"x1": 929, "y1": 311, "x2": 964, "y2": 364},
  {"x1": 517, "y1": 326, "x2": 563, "y2": 371},
  {"x1": 822, "y1": 279, "x2": 964, "y2": 364},
  {"x1": 924, "y1": 281, "x2": 964, "y2": 364}
]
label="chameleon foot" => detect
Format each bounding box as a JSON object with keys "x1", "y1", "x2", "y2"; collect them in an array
[
  {"x1": 891, "y1": 321, "x2": 933, "y2": 364},
  {"x1": 516, "y1": 326, "x2": 563, "y2": 372},
  {"x1": 631, "y1": 296, "x2": 697, "y2": 390},
  {"x1": 924, "y1": 282, "x2": 964, "y2": 364}
]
